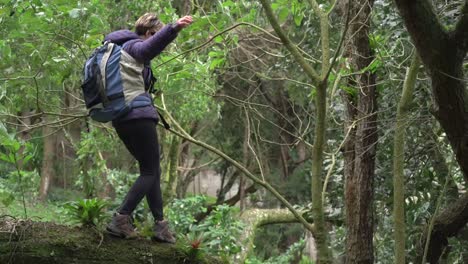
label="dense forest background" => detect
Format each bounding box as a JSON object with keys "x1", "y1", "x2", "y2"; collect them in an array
[{"x1": 0, "y1": 0, "x2": 467, "y2": 263}]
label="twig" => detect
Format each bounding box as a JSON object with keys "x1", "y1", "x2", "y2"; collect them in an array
[{"x1": 155, "y1": 22, "x2": 280, "y2": 69}]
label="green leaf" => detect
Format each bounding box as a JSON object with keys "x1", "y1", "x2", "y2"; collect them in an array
[
  {"x1": 12, "y1": 140, "x2": 20, "y2": 152},
  {"x1": 278, "y1": 8, "x2": 289, "y2": 24},
  {"x1": 294, "y1": 13, "x2": 303, "y2": 26},
  {"x1": 214, "y1": 36, "x2": 223, "y2": 44},
  {"x1": 23, "y1": 154, "x2": 33, "y2": 165},
  {"x1": 209, "y1": 58, "x2": 225, "y2": 70},
  {"x1": 222, "y1": 0, "x2": 235, "y2": 8},
  {"x1": 208, "y1": 51, "x2": 220, "y2": 58},
  {"x1": 341, "y1": 85, "x2": 357, "y2": 97},
  {"x1": 368, "y1": 58, "x2": 382, "y2": 73},
  {"x1": 0, "y1": 153, "x2": 13, "y2": 163}
]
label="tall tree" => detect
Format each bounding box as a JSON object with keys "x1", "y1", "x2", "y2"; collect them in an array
[
  {"x1": 392, "y1": 53, "x2": 420, "y2": 264},
  {"x1": 257, "y1": 0, "x2": 351, "y2": 261},
  {"x1": 340, "y1": 0, "x2": 378, "y2": 262}
]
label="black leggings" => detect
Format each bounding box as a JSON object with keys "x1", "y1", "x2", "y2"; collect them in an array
[{"x1": 114, "y1": 119, "x2": 163, "y2": 221}]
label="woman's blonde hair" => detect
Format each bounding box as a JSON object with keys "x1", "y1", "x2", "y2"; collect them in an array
[{"x1": 135, "y1": 13, "x2": 163, "y2": 35}]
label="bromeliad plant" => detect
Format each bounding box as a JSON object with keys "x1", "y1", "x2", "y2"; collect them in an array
[
  {"x1": 182, "y1": 229, "x2": 207, "y2": 261},
  {"x1": 63, "y1": 198, "x2": 109, "y2": 227}
]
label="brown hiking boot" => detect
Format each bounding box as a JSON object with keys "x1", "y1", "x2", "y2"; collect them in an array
[
  {"x1": 152, "y1": 220, "x2": 176, "y2": 244},
  {"x1": 106, "y1": 213, "x2": 138, "y2": 239}
]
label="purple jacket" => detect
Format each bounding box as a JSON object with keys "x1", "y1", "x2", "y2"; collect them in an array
[{"x1": 104, "y1": 24, "x2": 179, "y2": 124}]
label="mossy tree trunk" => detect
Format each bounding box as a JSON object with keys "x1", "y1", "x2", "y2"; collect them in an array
[
  {"x1": 239, "y1": 208, "x2": 312, "y2": 262},
  {"x1": 0, "y1": 219, "x2": 224, "y2": 264},
  {"x1": 392, "y1": 53, "x2": 420, "y2": 264}
]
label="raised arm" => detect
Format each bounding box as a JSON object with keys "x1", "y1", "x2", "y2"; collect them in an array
[
  {"x1": 125, "y1": 24, "x2": 179, "y2": 62},
  {"x1": 125, "y1": 16, "x2": 193, "y2": 62}
]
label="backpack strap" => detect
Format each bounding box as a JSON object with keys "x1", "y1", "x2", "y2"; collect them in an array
[
  {"x1": 120, "y1": 39, "x2": 170, "y2": 130},
  {"x1": 158, "y1": 112, "x2": 171, "y2": 130},
  {"x1": 99, "y1": 43, "x2": 115, "y2": 106}
]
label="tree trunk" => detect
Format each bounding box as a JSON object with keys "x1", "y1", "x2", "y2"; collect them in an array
[
  {"x1": 392, "y1": 53, "x2": 420, "y2": 264},
  {"x1": 394, "y1": 0, "x2": 468, "y2": 182},
  {"x1": 415, "y1": 192, "x2": 468, "y2": 263},
  {"x1": 163, "y1": 135, "x2": 181, "y2": 203},
  {"x1": 240, "y1": 115, "x2": 250, "y2": 211},
  {"x1": 394, "y1": 0, "x2": 468, "y2": 260},
  {"x1": 176, "y1": 123, "x2": 200, "y2": 198},
  {"x1": 39, "y1": 119, "x2": 57, "y2": 202},
  {"x1": 342, "y1": 1, "x2": 377, "y2": 263}
]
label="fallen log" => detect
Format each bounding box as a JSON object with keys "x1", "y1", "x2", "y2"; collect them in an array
[{"x1": 0, "y1": 218, "x2": 224, "y2": 264}]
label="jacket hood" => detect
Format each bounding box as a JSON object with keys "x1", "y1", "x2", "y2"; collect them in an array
[{"x1": 104, "y1": 30, "x2": 140, "y2": 45}]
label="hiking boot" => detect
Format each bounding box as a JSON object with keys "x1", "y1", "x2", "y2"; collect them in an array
[
  {"x1": 106, "y1": 213, "x2": 138, "y2": 239},
  {"x1": 152, "y1": 220, "x2": 176, "y2": 244}
]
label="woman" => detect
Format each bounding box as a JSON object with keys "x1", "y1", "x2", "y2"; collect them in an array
[{"x1": 104, "y1": 13, "x2": 193, "y2": 243}]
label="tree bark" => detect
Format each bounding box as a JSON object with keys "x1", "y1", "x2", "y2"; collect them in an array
[
  {"x1": 415, "y1": 192, "x2": 468, "y2": 263},
  {"x1": 341, "y1": 1, "x2": 377, "y2": 263},
  {"x1": 394, "y1": 0, "x2": 468, "y2": 260},
  {"x1": 39, "y1": 119, "x2": 57, "y2": 202}
]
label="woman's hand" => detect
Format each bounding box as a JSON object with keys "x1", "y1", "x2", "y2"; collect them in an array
[{"x1": 176, "y1": 16, "x2": 193, "y2": 29}]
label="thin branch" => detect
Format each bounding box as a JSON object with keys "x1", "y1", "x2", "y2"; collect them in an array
[
  {"x1": 258, "y1": 0, "x2": 322, "y2": 85},
  {"x1": 323, "y1": 0, "x2": 351, "y2": 84}
]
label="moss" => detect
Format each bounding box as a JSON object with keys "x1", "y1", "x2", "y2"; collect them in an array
[{"x1": 0, "y1": 220, "x2": 226, "y2": 264}]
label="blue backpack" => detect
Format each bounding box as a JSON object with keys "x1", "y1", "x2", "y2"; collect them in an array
[{"x1": 81, "y1": 40, "x2": 152, "y2": 122}]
